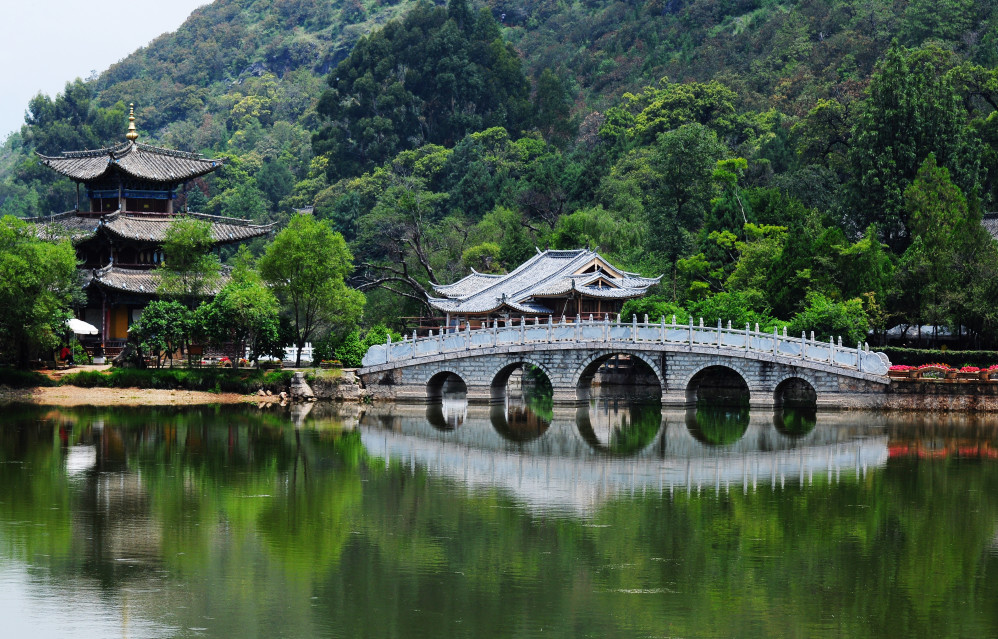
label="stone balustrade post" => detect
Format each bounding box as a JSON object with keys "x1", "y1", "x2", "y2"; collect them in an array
[
  {"x1": 688, "y1": 317, "x2": 694, "y2": 346},
  {"x1": 801, "y1": 331, "x2": 807, "y2": 359},
  {"x1": 576, "y1": 314, "x2": 582, "y2": 341},
  {"x1": 660, "y1": 316, "x2": 666, "y2": 342},
  {"x1": 520, "y1": 316, "x2": 525, "y2": 343},
  {"x1": 829, "y1": 336, "x2": 835, "y2": 363},
  {"x1": 746, "y1": 323, "x2": 751, "y2": 350},
  {"x1": 548, "y1": 315, "x2": 553, "y2": 342},
  {"x1": 386, "y1": 334, "x2": 392, "y2": 362},
  {"x1": 632, "y1": 314, "x2": 638, "y2": 342},
  {"x1": 773, "y1": 327, "x2": 779, "y2": 355},
  {"x1": 465, "y1": 322, "x2": 471, "y2": 351},
  {"x1": 717, "y1": 319, "x2": 722, "y2": 347}
]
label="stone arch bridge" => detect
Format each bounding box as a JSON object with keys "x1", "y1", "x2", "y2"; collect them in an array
[{"x1": 358, "y1": 316, "x2": 891, "y2": 408}]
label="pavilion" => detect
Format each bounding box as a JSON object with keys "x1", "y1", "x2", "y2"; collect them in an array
[
  {"x1": 26, "y1": 105, "x2": 273, "y2": 350},
  {"x1": 428, "y1": 249, "x2": 661, "y2": 329}
]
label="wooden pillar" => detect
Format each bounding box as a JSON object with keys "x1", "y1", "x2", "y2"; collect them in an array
[
  {"x1": 101, "y1": 292, "x2": 108, "y2": 342},
  {"x1": 117, "y1": 176, "x2": 124, "y2": 211},
  {"x1": 75, "y1": 183, "x2": 80, "y2": 211}
]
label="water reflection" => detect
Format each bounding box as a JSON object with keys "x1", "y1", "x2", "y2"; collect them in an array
[
  {"x1": 426, "y1": 395, "x2": 467, "y2": 431},
  {"x1": 576, "y1": 397, "x2": 663, "y2": 455},
  {"x1": 686, "y1": 402, "x2": 751, "y2": 446},
  {"x1": 491, "y1": 401, "x2": 551, "y2": 442},
  {"x1": 3, "y1": 404, "x2": 998, "y2": 639},
  {"x1": 774, "y1": 407, "x2": 818, "y2": 437}
]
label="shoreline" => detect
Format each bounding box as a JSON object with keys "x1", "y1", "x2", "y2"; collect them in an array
[{"x1": 0, "y1": 385, "x2": 281, "y2": 407}]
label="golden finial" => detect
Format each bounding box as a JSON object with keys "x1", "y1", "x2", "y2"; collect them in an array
[{"x1": 125, "y1": 103, "x2": 138, "y2": 141}]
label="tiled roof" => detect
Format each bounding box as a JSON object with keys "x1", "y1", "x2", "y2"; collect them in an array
[
  {"x1": 27, "y1": 211, "x2": 101, "y2": 242},
  {"x1": 86, "y1": 264, "x2": 231, "y2": 295},
  {"x1": 104, "y1": 212, "x2": 274, "y2": 243},
  {"x1": 984, "y1": 213, "x2": 998, "y2": 242},
  {"x1": 431, "y1": 272, "x2": 505, "y2": 297},
  {"x1": 25, "y1": 211, "x2": 274, "y2": 245},
  {"x1": 37, "y1": 142, "x2": 222, "y2": 183},
  {"x1": 428, "y1": 249, "x2": 661, "y2": 315}
]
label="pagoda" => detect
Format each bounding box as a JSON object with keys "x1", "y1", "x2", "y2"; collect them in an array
[
  {"x1": 428, "y1": 249, "x2": 661, "y2": 329},
  {"x1": 26, "y1": 105, "x2": 273, "y2": 351}
]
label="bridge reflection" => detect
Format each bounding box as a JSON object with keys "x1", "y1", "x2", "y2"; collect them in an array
[{"x1": 358, "y1": 397, "x2": 889, "y2": 515}]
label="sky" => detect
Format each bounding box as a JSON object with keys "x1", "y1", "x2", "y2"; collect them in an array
[{"x1": 1, "y1": 0, "x2": 211, "y2": 141}]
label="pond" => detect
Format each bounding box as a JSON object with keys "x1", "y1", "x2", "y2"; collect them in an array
[{"x1": 1, "y1": 391, "x2": 998, "y2": 638}]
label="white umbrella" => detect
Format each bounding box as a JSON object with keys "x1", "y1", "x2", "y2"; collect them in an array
[{"x1": 66, "y1": 317, "x2": 99, "y2": 335}]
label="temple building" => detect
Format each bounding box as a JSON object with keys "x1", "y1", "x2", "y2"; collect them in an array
[
  {"x1": 26, "y1": 105, "x2": 273, "y2": 351},
  {"x1": 428, "y1": 249, "x2": 661, "y2": 329}
]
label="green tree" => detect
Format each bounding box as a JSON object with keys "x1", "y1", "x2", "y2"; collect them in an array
[
  {"x1": 533, "y1": 69, "x2": 575, "y2": 144},
  {"x1": 130, "y1": 300, "x2": 190, "y2": 367},
  {"x1": 461, "y1": 243, "x2": 503, "y2": 273},
  {"x1": 896, "y1": 154, "x2": 998, "y2": 344},
  {"x1": 199, "y1": 248, "x2": 280, "y2": 367},
  {"x1": 0, "y1": 216, "x2": 80, "y2": 366},
  {"x1": 157, "y1": 216, "x2": 222, "y2": 308},
  {"x1": 650, "y1": 123, "x2": 725, "y2": 263},
  {"x1": 846, "y1": 43, "x2": 982, "y2": 250},
  {"x1": 901, "y1": 0, "x2": 976, "y2": 45},
  {"x1": 788, "y1": 293, "x2": 869, "y2": 346},
  {"x1": 313, "y1": 2, "x2": 530, "y2": 179},
  {"x1": 259, "y1": 214, "x2": 364, "y2": 367}
]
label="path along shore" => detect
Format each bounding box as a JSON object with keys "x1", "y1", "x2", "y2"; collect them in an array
[{"x1": 0, "y1": 364, "x2": 281, "y2": 407}]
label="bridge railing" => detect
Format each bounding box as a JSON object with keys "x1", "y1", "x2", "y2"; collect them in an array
[{"x1": 361, "y1": 315, "x2": 890, "y2": 376}]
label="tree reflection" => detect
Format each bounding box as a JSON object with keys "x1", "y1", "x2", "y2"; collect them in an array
[
  {"x1": 2, "y1": 406, "x2": 998, "y2": 638},
  {"x1": 577, "y1": 398, "x2": 663, "y2": 455},
  {"x1": 686, "y1": 402, "x2": 750, "y2": 446},
  {"x1": 774, "y1": 407, "x2": 818, "y2": 437}
]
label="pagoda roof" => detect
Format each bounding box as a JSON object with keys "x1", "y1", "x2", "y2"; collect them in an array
[
  {"x1": 37, "y1": 141, "x2": 222, "y2": 183},
  {"x1": 428, "y1": 249, "x2": 661, "y2": 315},
  {"x1": 85, "y1": 264, "x2": 231, "y2": 296},
  {"x1": 25, "y1": 211, "x2": 274, "y2": 245}
]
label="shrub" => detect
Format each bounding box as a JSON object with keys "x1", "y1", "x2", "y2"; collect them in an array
[
  {"x1": 0, "y1": 368, "x2": 56, "y2": 388},
  {"x1": 59, "y1": 368, "x2": 294, "y2": 394}
]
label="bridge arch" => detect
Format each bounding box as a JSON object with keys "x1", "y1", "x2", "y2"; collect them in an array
[
  {"x1": 425, "y1": 369, "x2": 469, "y2": 402},
  {"x1": 488, "y1": 359, "x2": 555, "y2": 402},
  {"x1": 772, "y1": 374, "x2": 818, "y2": 408},
  {"x1": 684, "y1": 364, "x2": 752, "y2": 405},
  {"x1": 571, "y1": 350, "x2": 665, "y2": 400}
]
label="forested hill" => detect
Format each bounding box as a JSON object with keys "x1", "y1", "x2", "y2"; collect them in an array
[{"x1": 2, "y1": 0, "x2": 998, "y2": 345}]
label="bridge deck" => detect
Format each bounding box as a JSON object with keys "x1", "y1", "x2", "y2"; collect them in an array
[{"x1": 361, "y1": 315, "x2": 890, "y2": 381}]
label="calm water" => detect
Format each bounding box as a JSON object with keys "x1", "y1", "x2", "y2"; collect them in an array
[{"x1": 1, "y1": 394, "x2": 998, "y2": 638}]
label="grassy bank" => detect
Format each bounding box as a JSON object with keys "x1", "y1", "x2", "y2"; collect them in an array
[
  {"x1": 0, "y1": 369, "x2": 58, "y2": 388},
  {"x1": 57, "y1": 368, "x2": 294, "y2": 394}
]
